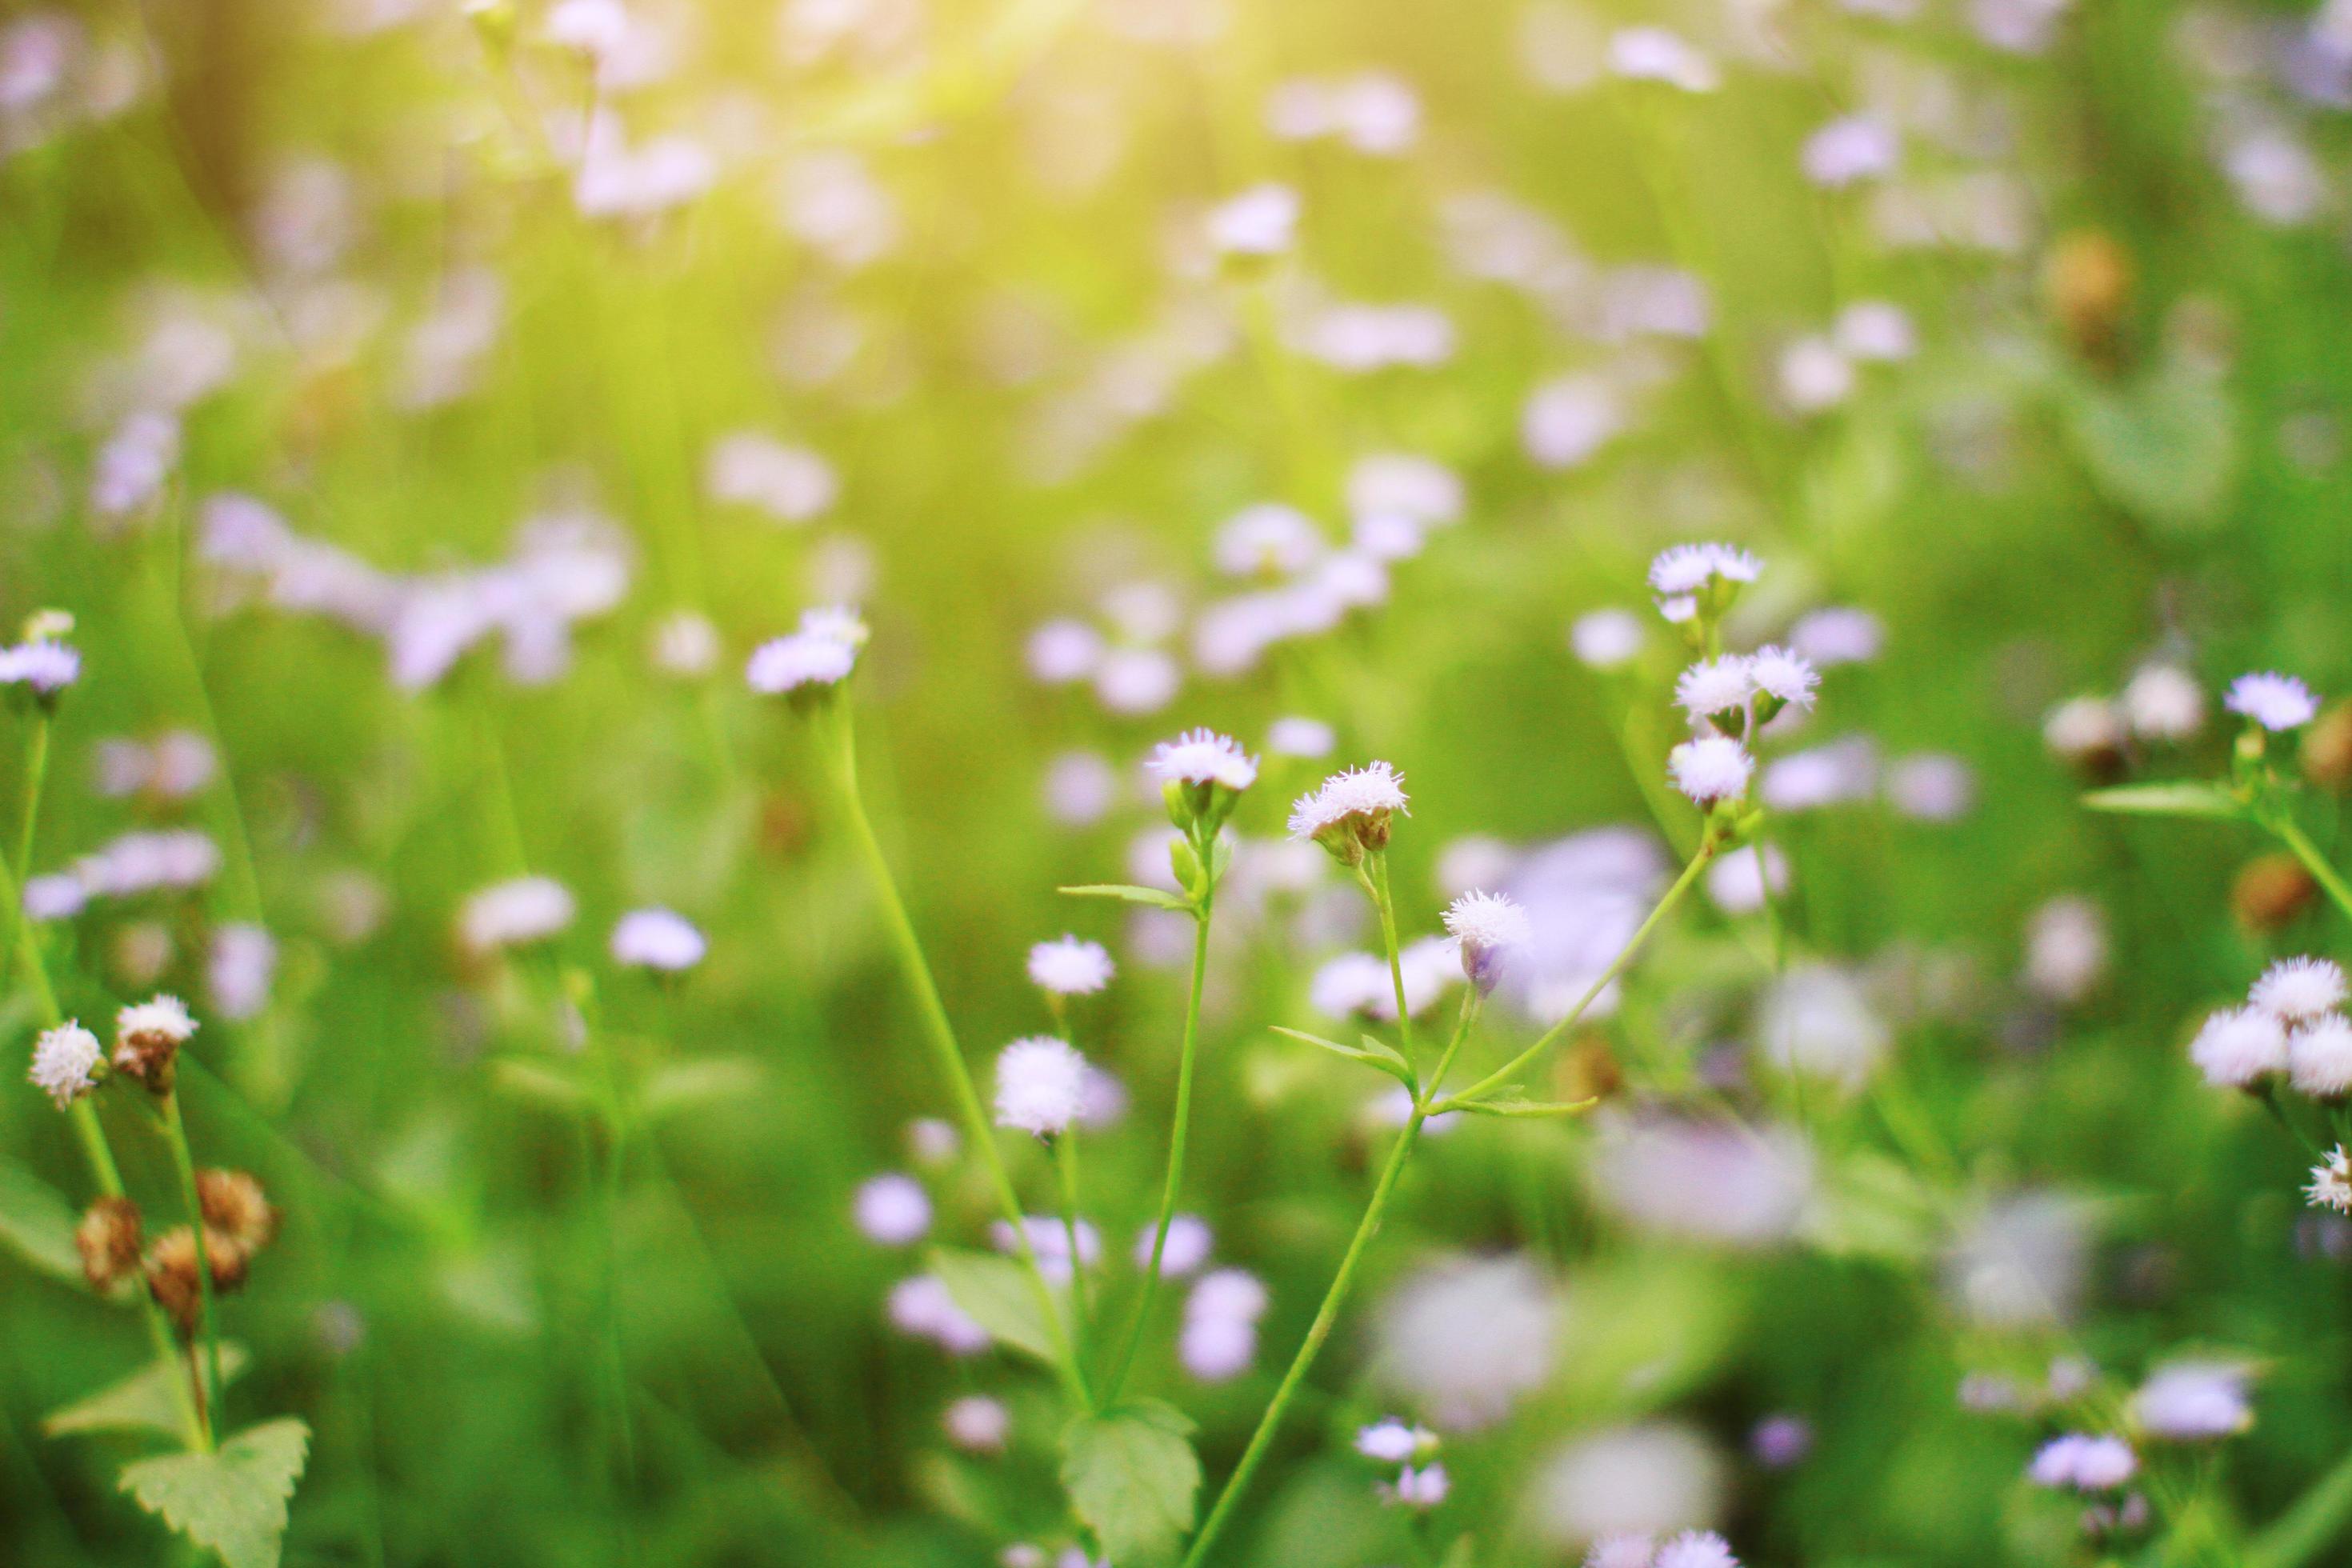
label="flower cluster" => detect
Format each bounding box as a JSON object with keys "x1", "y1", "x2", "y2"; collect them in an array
[{"x1": 747, "y1": 605, "x2": 870, "y2": 702}]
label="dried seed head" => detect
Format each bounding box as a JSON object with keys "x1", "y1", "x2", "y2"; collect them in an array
[
  {"x1": 144, "y1": 1225, "x2": 253, "y2": 1329},
  {"x1": 76, "y1": 1196, "x2": 142, "y2": 1292},
  {"x1": 196, "y1": 1169, "x2": 279, "y2": 1256}
]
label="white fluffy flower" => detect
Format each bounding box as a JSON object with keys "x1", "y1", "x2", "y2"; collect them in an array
[
  {"x1": 746, "y1": 630, "x2": 857, "y2": 694},
  {"x1": 2190, "y1": 1006, "x2": 2289, "y2": 1088},
  {"x1": 1386, "y1": 1463, "x2": 1450, "y2": 1510},
  {"x1": 2029, "y1": 1433, "x2": 2138, "y2": 1491},
  {"x1": 943, "y1": 1394, "x2": 1010, "y2": 1454},
  {"x1": 1537, "y1": 1423, "x2": 1725, "y2": 1546},
  {"x1": 1654, "y1": 1533, "x2": 1742, "y2": 1568},
  {"x1": 1206, "y1": 182, "x2": 1301, "y2": 257},
  {"x1": 209, "y1": 923, "x2": 276, "y2": 1022},
  {"x1": 854, "y1": 1172, "x2": 932, "y2": 1246},
  {"x1": 1356, "y1": 1418, "x2": 1426, "y2": 1464},
  {"x1": 1146, "y1": 729, "x2": 1258, "y2": 791},
  {"x1": 116, "y1": 994, "x2": 197, "y2": 1047},
  {"x1": 1571, "y1": 609, "x2": 1644, "y2": 670},
  {"x1": 888, "y1": 1274, "x2": 990, "y2": 1355},
  {"x1": 1647, "y1": 542, "x2": 1761, "y2": 597},
  {"x1": 1668, "y1": 737, "x2": 1753, "y2": 805},
  {"x1": 1444, "y1": 890, "x2": 1532, "y2": 992},
  {"x1": 2226, "y1": 671, "x2": 2318, "y2": 731},
  {"x1": 461, "y1": 876, "x2": 576, "y2": 954},
  {"x1": 993, "y1": 1037, "x2": 1086, "y2": 1136},
  {"x1": 1028, "y1": 935, "x2": 1114, "y2": 995},
  {"x1": 2043, "y1": 697, "x2": 2123, "y2": 760},
  {"x1": 1288, "y1": 761, "x2": 1409, "y2": 842},
  {"x1": 1376, "y1": 1254, "x2": 1557, "y2": 1429},
  {"x1": 2024, "y1": 896, "x2": 2108, "y2": 1005},
  {"x1": 2290, "y1": 1016, "x2": 2352, "y2": 1098},
  {"x1": 2250, "y1": 957, "x2": 2346, "y2": 1022},
  {"x1": 2122, "y1": 664, "x2": 2204, "y2": 741},
  {"x1": 2131, "y1": 1362, "x2": 2254, "y2": 1440},
  {"x1": 29, "y1": 1021, "x2": 101, "y2": 1108},
  {"x1": 1674, "y1": 657, "x2": 1753, "y2": 721},
  {"x1": 1606, "y1": 26, "x2": 1718, "y2": 90},
  {"x1": 1746, "y1": 646, "x2": 1818, "y2": 712},
  {"x1": 2309, "y1": 1146, "x2": 2352, "y2": 1212},
  {"x1": 1181, "y1": 1266, "x2": 1269, "y2": 1382},
  {"x1": 1266, "y1": 716, "x2": 1335, "y2": 758},
  {"x1": 0, "y1": 639, "x2": 81, "y2": 695},
  {"x1": 610, "y1": 908, "x2": 706, "y2": 972}
]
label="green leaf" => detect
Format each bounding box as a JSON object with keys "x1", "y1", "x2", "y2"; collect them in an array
[
  {"x1": 1448, "y1": 1094, "x2": 1599, "y2": 1119},
  {"x1": 2081, "y1": 782, "x2": 2249, "y2": 822},
  {"x1": 487, "y1": 1057, "x2": 596, "y2": 1114},
  {"x1": 119, "y1": 1417, "x2": 310, "y2": 1568},
  {"x1": 929, "y1": 1247, "x2": 1057, "y2": 1364},
  {"x1": 1058, "y1": 883, "x2": 1193, "y2": 913},
  {"x1": 2058, "y1": 350, "x2": 2238, "y2": 534},
  {"x1": 1268, "y1": 1027, "x2": 1416, "y2": 1090},
  {"x1": 47, "y1": 1344, "x2": 248, "y2": 1440},
  {"x1": 638, "y1": 1057, "x2": 763, "y2": 1122},
  {"x1": 0, "y1": 1154, "x2": 86, "y2": 1284},
  {"x1": 1060, "y1": 1399, "x2": 1201, "y2": 1564}
]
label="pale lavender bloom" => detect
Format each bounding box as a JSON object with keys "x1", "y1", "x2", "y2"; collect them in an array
[
  {"x1": 1789, "y1": 607, "x2": 1882, "y2": 666},
  {"x1": 1538, "y1": 1424, "x2": 1725, "y2": 1546},
  {"x1": 610, "y1": 908, "x2": 706, "y2": 971},
  {"x1": 1028, "y1": 935, "x2": 1114, "y2": 995},
  {"x1": 943, "y1": 1394, "x2": 1009, "y2": 1454},
  {"x1": 706, "y1": 433, "x2": 838, "y2": 524},
  {"x1": 2225, "y1": 671, "x2": 2318, "y2": 731},
  {"x1": 1181, "y1": 1266, "x2": 1268, "y2": 1381},
  {"x1": 2025, "y1": 896, "x2": 2108, "y2": 1006},
  {"x1": 1376, "y1": 1254, "x2": 1556, "y2": 1429},
  {"x1": 854, "y1": 1173, "x2": 932, "y2": 1246},
  {"x1": 1347, "y1": 452, "x2": 1463, "y2": 525},
  {"x1": 1749, "y1": 1414, "x2": 1811, "y2": 1468},
  {"x1": 1571, "y1": 609, "x2": 1645, "y2": 670},
  {"x1": 888, "y1": 1274, "x2": 990, "y2": 1355},
  {"x1": 1356, "y1": 1418, "x2": 1425, "y2": 1464},
  {"x1": 1607, "y1": 27, "x2": 1717, "y2": 90},
  {"x1": 0, "y1": 639, "x2": 79, "y2": 695},
  {"x1": 1834, "y1": 302, "x2": 1916, "y2": 362},
  {"x1": 1669, "y1": 738, "x2": 1754, "y2": 805},
  {"x1": 776, "y1": 149, "x2": 898, "y2": 267},
  {"x1": 1802, "y1": 115, "x2": 1898, "y2": 187},
  {"x1": 1887, "y1": 754, "x2": 1975, "y2": 821},
  {"x1": 2132, "y1": 1362, "x2": 2254, "y2": 1440},
  {"x1": 1654, "y1": 1532, "x2": 1740, "y2": 1568},
  {"x1": 992, "y1": 1215, "x2": 1101, "y2": 1286},
  {"x1": 1762, "y1": 737, "x2": 1880, "y2": 812},
  {"x1": 462, "y1": 877, "x2": 575, "y2": 954},
  {"x1": 1590, "y1": 1114, "x2": 1816, "y2": 1246},
  {"x1": 1134, "y1": 1213, "x2": 1213, "y2": 1276},
  {"x1": 89, "y1": 410, "x2": 178, "y2": 518},
  {"x1": 1027, "y1": 618, "x2": 1104, "y2": 684},
  {"x1": 1945, "y1": 1193, "x2": 2092, "y2": 1328},
  {"x1": 208, "y1": 922, "x2": 275, "y2": 1021},
  {"x1": 994, "y1": 1037, "x2": 1086, "y2": 1136},
  {"x1": 1522, "y1": 375, "x2": 1622, "y2": 469},
  {"x1": 2252, "y1": 957, "x2": 2347, "y2": 1022},
  {"x1": 22, "y1": 873, "x2": 85, "y2": 921},
  {"x1": 2030, "y1": 1434, "x2": 2137, "y2": 1491},
  {"x1": 1093, "y1": 646, "x2": 1180, "y2": 715},
  {"x1": 2190, "y1": 1006, "x2": 2288, "y2": 1088},
  {"x1": 1266, "y1": 716, "x2": 1335, "y2": 758},
  {"x1": 1205, "y1": 182, "x2": 1300, "y2": 257},
  {"x1": 1043, "y1": 750, "x2": 1118, "y2": 826},
  {"x1": 1385, "y1": 1463, "x2": 1449, "y2": 1510}
]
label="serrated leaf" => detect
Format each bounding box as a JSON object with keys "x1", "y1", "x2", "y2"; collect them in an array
[
  {"x1": 929, "y1": 1247, "x2": 1057, "y2": 1364},
  {"x1": 2081, "y1": 782, "x2": 2249, "y2": 822},
  {"x1": 0, "y1": 1154, "x2": 86, "y2": 1284},
  {"x1": 1058, "y1": 883, "x2": 1194, "y2": 913},
  {"x1": 119, "y1": 1417, "x2": 310, "y2": 1568},
  {"x1": 1447, "y1": 1094, "x2": 1599, "y2": 1119},
  {"x1": 1269, "y1": 1027, "x2": 1416, "y2": 1090},
  {"x1": 638, "y1": 1057, "x2": 762, "y2": 1122},
  {"x1": 47, "y1": 1344, "x2": 248, "y2": 1440},
  {"x1": 1060, "y1": 1399, "x2": 1200, "y2": 1563}
]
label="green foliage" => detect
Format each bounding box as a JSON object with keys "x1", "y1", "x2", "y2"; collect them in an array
[
  {"x1": 1059, "y1": 1399, "x2": 1201, "y2": 1564},
  {"x1": 0, "y1": 1154, "x2": 86, "y2": 1285},
  {"x1": 2081, "y1": 782, "x2": 2250, "y2": 821},
  {"x1": 46, "y1": 1346, "x2": 248, "y2": 1441},
  {"x1": 930, "y1": 1247, "x2": 1057, "y2": 1364},
  {"x1": 1268, "y1": 1026, "x2": 1416, "y2": 1089},
  {"x1": 118, "y1": 1418, "x2": 310, "y2": 1568}
]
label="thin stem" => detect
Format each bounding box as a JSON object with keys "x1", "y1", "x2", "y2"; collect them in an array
[
  {"x1": 1055, "y1": 1132, "x2": 1088, "y2": 1350},
  {"x1": 2271, "y1": 815, "x2": 2352, "y2": 928},
  {"x1": 161, "y1": 1090, "x2": 225, "y2": 1446},
  {"x1": 819, "y1": 709, "x2": 1090, "y2": 1408},
  {"x1": 1106, "y1": 896, "x2": 1213, "y2": 1402},
  {"x1": 0, "y1": 722, "x2": 203, "y2": 1447},
  {"x1": 1181, "y1": 989, "x2": 1481, "y2": 1568},
  {"x1": 1369, "y1": 854, "x2": 1415, "y2": 1060},
  {"x1": 1440, "y1": 838, "x2": 1718, "y2": 1110},
  {"x1": 588, "y1": 1030, "x2": 639, "y2": 1546}
]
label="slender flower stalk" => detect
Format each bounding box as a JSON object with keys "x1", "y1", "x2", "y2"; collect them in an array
[
  {"x1": 159, "y1": 1090, "x2": 226, "y2": 1439},
  {"x1": 1180, "y1": 988, "x2": 1482, "y2": 1568},
  {"x1": 2, "y1": 718, "x2": 205, "y2": 1448},
  {"x1": 2266, "y1": 812, "x2": 2352, "y2": 928},
  {"x1": 1106, "y1": 894, "x2": 1213, "y2": 1401},
  {"x1": 1055, "y1": 1132, "x2": 1089, "y2": 1346},
  {"x1": 1438, "y1": 838, "x2": 1719, "y2": 1111},
  {"x1": 815, "y1": 706, "x2": 1090, "y2": 1406}
]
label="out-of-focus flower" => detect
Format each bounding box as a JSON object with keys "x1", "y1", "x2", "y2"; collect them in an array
[
  {"x1": 1376, "y1": 1254, "x2": 1557, "y2": 1429},
  {"x1": 610, "y1": 908, "x2": 706, "y2": 972},
  {"x1": 2130, "y1": 1362, "x2": 2254, "y2": 1440},
  {"x1": 1590, "y1": 1114, "x2": 1817, "y2": 1246},
  {"x1": 2024, "y1": 896, "x2": 2107, "y2": 1006},
  {"x1": 462, "y1": 876, "x2": 576, "y2": 955},
  {"x1": 1536, "y1": 1423, "x2": 1726, "y2": 1546},
  {"x1": 2226, "y1": 672, "x2": 2318, "y2": 732},
  {"x1": 854, "y1": 1173, "x2": 931, "y2": 1246},
  {"x1": 993, "y1": 1037, "x2": 1086, "y2": 1136},
  {"x1": 1028, "y1": 935, "x2": 1114, "y2": 995}
]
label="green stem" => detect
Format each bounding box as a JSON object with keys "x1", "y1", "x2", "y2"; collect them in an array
[
  {"x1": 2272, "y1": 815, "x2": 2352, "y2": 928},
  {"x1": 1439, "y1": 838, "x2": 1718, "y2": 1110},
  {"x1": 1179, "y1": 993, "x2": 1479, "y2": 1568},
  {"x1": 1055, "y1": 1131, "x2": 1088, "y2": 1350},
  {"x1": 1369, "y1": 854, "x2": 1416, "y2": 1061},
  {"x1": 2250, "y1": 1441, "x2": 2352, "y2": 1568},
  {"x1": 1106, "y1": 896, "x2": 1213, "y2": 1402},
  {"x1": 2, "y1": 719, "x2": 204, "y2": 1447},
  {"x1": 819, "y1": 709, "x2": 1090, "y2": 1408},
  {"x1": 589, "y1": 1030, "x2": 639, "y2": 1544},
  {"x1": 160, "y1": 1090, "x2": 225, "y2": 1446}
]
